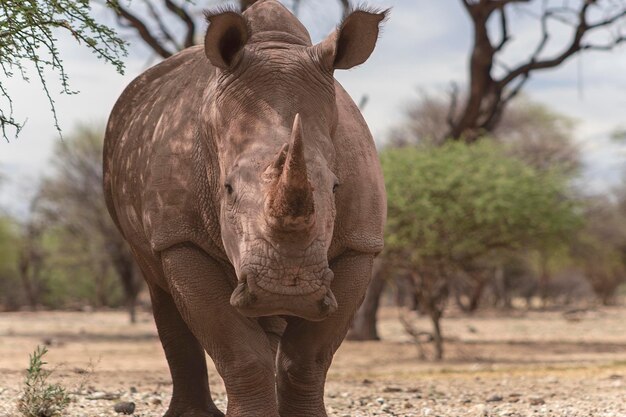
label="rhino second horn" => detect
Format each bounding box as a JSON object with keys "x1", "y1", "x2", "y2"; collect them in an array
[{"x1": 266, "y1": 114, "x2": 315, "y2": 231}]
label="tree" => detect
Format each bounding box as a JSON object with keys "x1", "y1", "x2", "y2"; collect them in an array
[
  {"x1": 0, "y1": 1, "x2": 127, "y2": 140},
  {"x1": 381, "y1": 141, "x2": 579, "y2": 358},
  {"x1": 392, "y1": 94, "x2": 580, "y2": 174},
  {"x1": 572, "y1": 198, "x2": 626, "y2": 304},
  {"x1": 104, "y1": 0, "x2": 347, "y2": 59},
  {"x1": 349, "y1": 96, "x2": 581, "y2": 340},
  {"x1": 447, "y1": 0, "x2": 626, "y2": 142},
  {"x1": 35, "y1": 125, "x2": 142, "y2": 322}
]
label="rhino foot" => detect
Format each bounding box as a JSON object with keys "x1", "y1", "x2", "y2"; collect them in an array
[{"x1": 164, "y1": 407, "x2": 224, "y2": 417}]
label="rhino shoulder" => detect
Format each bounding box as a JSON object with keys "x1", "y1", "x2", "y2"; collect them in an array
[
  {"x1": 330, "y1": 82, "x2": 387, "y2": 257},
  {"x1": 104, "y1": 46, "x2": 225, "y2": 259}
]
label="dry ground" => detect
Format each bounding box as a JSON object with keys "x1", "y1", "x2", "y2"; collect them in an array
[{"x1": 1, "y1": 306, "x2": 625, "y2": 416}]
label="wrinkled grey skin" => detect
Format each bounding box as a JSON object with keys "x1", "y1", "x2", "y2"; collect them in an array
[{"x1": 103, "y1": 1, "x2": 386, "y2": 416}]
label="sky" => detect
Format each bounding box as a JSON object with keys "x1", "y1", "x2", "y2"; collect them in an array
[{"x1": 1, "y1": 0, "x2": 625, "y2": 216}]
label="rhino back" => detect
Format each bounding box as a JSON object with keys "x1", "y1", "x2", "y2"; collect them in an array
[{"x1": 104, "y1": 46, "x2": 224, "y2": 260}]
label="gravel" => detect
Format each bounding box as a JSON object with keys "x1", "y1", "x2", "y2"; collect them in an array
[
  {"x1": 1, "y1": 370, "x2": 625, "y2": 416},
  {"x1": 1, "y1": 308, "x2": 625, "y2": 417}
]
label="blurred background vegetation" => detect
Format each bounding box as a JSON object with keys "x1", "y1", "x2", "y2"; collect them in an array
[{"x1": 0, "y1": 0, "x2": 625, "y2": 360}]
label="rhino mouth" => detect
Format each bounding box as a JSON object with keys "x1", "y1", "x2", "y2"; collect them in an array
[
  {"x1": 249, "y1": 264, "x2": 329, "y2": 296},
  {"x1": 229, "y1": 265, "x2": 337, "y2": 321}
]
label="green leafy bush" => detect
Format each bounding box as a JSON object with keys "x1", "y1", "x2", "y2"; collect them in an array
[
  {"x1": 382, "y1": 141, "x2": 580, "y2": 265},
  {"x1": 17, "y1": 346, "x2": 70, "y2": 417}
]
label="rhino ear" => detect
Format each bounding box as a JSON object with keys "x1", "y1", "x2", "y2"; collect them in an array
[
  {"x1": 204, "y1": 10, "x2": 249, "y2": 70},
  {"x1": 316, "y1": 8, "x2": 388, "y2": 71}
]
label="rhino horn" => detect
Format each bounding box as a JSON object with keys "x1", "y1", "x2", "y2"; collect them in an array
[{"x1": 266, "y1": 114, "x2": 315, "y2": 231}]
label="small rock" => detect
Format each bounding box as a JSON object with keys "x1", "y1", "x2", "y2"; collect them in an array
[
  {"x1": 422, "y1": 407, "x2": 433, "y2": 416},
  {"x1": 88, "y1": 392, "x2": 121, "y2": 400},
  {"x1": 114, "y1": 401, "x2": 136, "y2": 415},
  {"x1": 487, "y1": 394, "x2": 503, "y2": 402},
  {"x1": 150, "y1": 397, "x2": 162, "y2": 405},
  {"x1": 474, "y1": 404, "x2": 488, "y2": 416},
  {"x1": 383, "y1": 386, "x2": 403, "y2": 393},
  {"x1": 129, "y1": 386, "x2": 138, "y2": 394},
  {"x1": 528, "y1": 396, "x2": 545, "y2": 405},
  {"x1": 362, "y1": 378, "x2": 374, "y2": 385},
  {"x1": 376, "y1": 397, "x2": 385, "y2": 404}
]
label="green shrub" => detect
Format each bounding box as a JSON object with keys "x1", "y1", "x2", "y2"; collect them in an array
[{"x1": 17, "y1": 346, "x2": 70, "y2": 417}]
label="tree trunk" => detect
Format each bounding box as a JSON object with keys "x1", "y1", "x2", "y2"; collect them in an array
[
  {"x1": 110, "y1": 243, "x2": 142, "y2": 324},
  {"x1": 94, "y1": 259, "x2": 110, "y2": 308},
  {"x1": 538, "y1": 249, "x2": 550, "y2": 306},
  {"x1": 430, "y1": 310, "x2": 444, "y2": 361},
  {"x1": 19, "y1": 255, "x2": 37, "y2": 310},
  {"x1": 347, "y1": 258, "x2": 385, "y2": 341},
  {"x1": 467, "y1": 276, "x2": 486, "y2": 312}
]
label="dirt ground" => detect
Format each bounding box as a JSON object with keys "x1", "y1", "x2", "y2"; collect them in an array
[{"x1": 1, "y1": 305, "x2": 625, "y2": 417}]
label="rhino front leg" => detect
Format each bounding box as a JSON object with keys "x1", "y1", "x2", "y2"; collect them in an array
[
  {"x1": 161, "y1": 243, "x2": 280, "y2": 417},
  {"x1": 148, "y1": 283, "x2": 224, "y2": 417},
  {"x1": 277, "y1": 251, "x2": 375, "y2": 417}
]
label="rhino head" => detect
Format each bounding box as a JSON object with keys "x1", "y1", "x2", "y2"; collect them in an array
[{"x1": 203, "y1": 0, "x2": 386, "y2": 321}]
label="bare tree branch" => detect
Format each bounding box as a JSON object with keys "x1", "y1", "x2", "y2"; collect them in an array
[
  {"x1": 446, "y1": 0, "x2": 626, "y2": 143},
  {"x1": 143, "y1": 0, "x2": 181, "y2": 51},
  {"x1": 446, "y1": 82, "x2": 460, "y2": 130},
  {"x1": 164, "y1": 0, "x2": 196, "y2": 48},
  {"x1": 494, "y1": 7, "x2": 510, "y2": 51},
  {"x1": 106, "y1": 0, "x2": 174, "y2": 58}
]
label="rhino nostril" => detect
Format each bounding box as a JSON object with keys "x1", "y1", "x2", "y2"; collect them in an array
[
  {"x1": 230, "y1": 281, "x2": 257, "y2": 308},
  {"x1": 318, "y1": 288, "x2": 338, "y2": 315}
]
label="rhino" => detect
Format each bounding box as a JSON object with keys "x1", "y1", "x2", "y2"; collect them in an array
[{"x1": 103, "y1": 1, "x2": 386, "y2": 416}]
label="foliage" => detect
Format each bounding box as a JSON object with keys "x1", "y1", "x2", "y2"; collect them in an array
[
  {"x1": 382, "y1": 141, "x2": 580, "y2": 266},
  {"x1": 17, "y1": 346, "x2": 70, "y2": 417},
  {"x1": 0, "y1": 0, "x2": 127, "y2": 140},
  {"x1": 380, "y1": 140, "x2": 582, "y2": 358}
]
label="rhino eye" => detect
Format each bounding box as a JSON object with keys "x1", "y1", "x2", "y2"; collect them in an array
[
  {"x1": 333, "y1": 182, "x2": 339, "y2": 193},
  {"x1": 224, "y1": 183, "x2": 234, "y2": 195}
]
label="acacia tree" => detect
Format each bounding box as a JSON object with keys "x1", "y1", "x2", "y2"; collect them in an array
[
  {"x1": 0, "y1": 0, "x2": 126, "y2": 140},
  {"x1": 348, "y1": 96, "x2": 581, "y2": 341},
  {"x1": 381, "y1": 142, "x2": 579, "y2": 359},
  {"x1": 447, "y1": 0, "x2": 626, "y2": 142}
]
